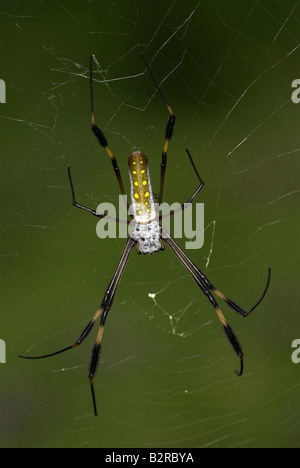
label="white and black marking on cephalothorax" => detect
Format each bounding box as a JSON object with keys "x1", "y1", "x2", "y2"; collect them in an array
[
  {"x1": 130, "y1": 218, "x2": 163, "y2": 254},
  {"x1": 19, "y1": 53, "x2": 271, "y2": 418}
]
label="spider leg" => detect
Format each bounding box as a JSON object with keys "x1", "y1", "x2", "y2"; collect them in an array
[
  {"x1": 67, "y1": 165, "x2": 125, "y2": 224},
  {"x1": 68, "y1": 165, "x2": 106, "y2": 218},
  {"x1": 162, "y1": 230, "x2": 270, "y2": 376},
  {"x1": 184, "y1": 149, "x2": 205, "y2": 206},
  {"x1": 19, "y1": 308, "x2": 102, "y2": 360},
  {"x1": 213, "y1": 268, "x2": 271, "y2": 316},
  {"x1": 140, "y1": 56, "x2": 204, "y2": 211},
  {"x1": 158, "y1": 109, "x2": 176, "y2": 204},
  {"x1": 87, "y1": 235, "x2": 136, "y2": 415},
  {"x1": 19, "y1": 236, "x2": 136, "y2": 416},
  {"x1": 159, "y1": 148, "x2": 205, "y2": 222},
  {"x1": 140, "y1": 54, "x2": 176, "y2": 204},
  {"x1": 163, "y1": 228, "x2": 271, "y2": 316},
  {"x1": 90, "y1": 54, "x2": 126, "y2": 198}
]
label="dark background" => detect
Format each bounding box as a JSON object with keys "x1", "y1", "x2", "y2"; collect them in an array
[{"x1": 0, "y1": 0, "x2": 299, "y2": 448}]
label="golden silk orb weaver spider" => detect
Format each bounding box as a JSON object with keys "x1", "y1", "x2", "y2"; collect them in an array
[{"x1": 19, "y1": 54, "x2": 271, "y2": 416}]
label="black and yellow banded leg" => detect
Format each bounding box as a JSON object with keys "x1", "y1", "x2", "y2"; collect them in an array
[
  {"x1": 19, "y1": 236, "x2": 136, "y2": 416},
  {"x1": 140, "y1": 54, "x2": 176, "y2": 204},
  {"x1": 212, "y1": 268, "x2": 271, "y2": 317},
  {"x1": 87, "y1": 236, "x2": 136, "y2": 415},
  {"x1": 140, "y1": 57, "x2": 204, "y2": 208},
  {"x1": 90, "y1": 54, "x2": 126, "y2": 197},
  {"x1": 20, "y1": 306, "x2": 104, "y2": 417},
  {"x1": 210, "y1": 295, "x2": 244, "y2": 376},
  {"x1": 162, "y1": 230, "x2": 270, "y2": 376},
  {"x1": 88, "y1": 310, "x2": 106, "y2": 417},
  {"x1": 158, "y1": 110, "x2": 176, "y2": 204},
  {"x1": 19, "y1": 307, "x2": 102, "y2": 360},
  {"x1": 162, "y1": 226, "x2": 271, "y2": 318},
  {"x1": 163, "y1": 233, "x2": 244, "y2": 376}
]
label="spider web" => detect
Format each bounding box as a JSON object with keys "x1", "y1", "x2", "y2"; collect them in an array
[{"x1": 1, "y1": 0, "x2": 300, "y2": 448}]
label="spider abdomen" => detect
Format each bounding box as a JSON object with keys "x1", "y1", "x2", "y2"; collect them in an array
[{"x1": 128, "y1": 151, "x2": 156, "y2": 223}]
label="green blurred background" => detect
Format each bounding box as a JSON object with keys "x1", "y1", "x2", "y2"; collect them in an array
[{"x1": 1, "y1": 0, "x2": 299, "y2": 448}]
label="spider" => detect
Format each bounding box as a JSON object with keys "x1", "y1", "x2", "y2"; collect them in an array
[{"x1": 19, "y1": 54, "x2": 271, "y2": 416}]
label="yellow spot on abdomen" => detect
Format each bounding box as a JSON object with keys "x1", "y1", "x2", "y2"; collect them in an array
[{"x1": 128, "y1": 151, "x2": 155, "y2": 222}]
